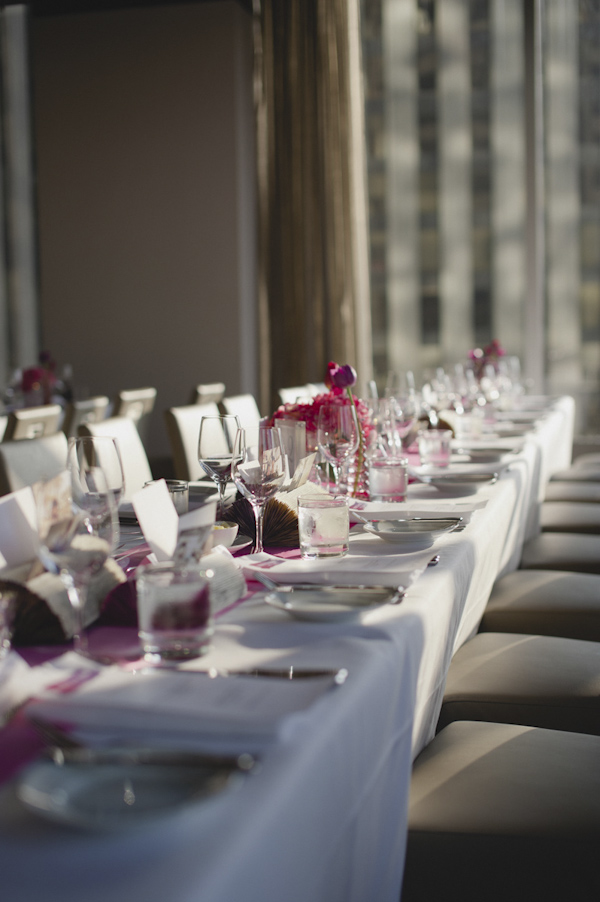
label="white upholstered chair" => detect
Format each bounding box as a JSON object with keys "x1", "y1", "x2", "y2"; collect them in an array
[
  {"x1": 219, "y1": 394, "x2": 262, "y2": 448},
  {"x1": 164, "y1": 402, "x2": 221, "y2": 481},
  {"x1": 62, "y1": 396, "x2": 109, "y2": 439},
  {"x1": 189, "y1": 382, "x2": 226, "y2": 405},
  {"x1": 113, "y1": 387, "x2": 157, "y2": 446},
  {"x1": 278, "y1": 385, "x2": 318, "y2": 405},
  {"x1": 113, "y1": 387, "x2": 157, "y2": 422},
  {"x1": 0, "y1": 431, "x2": 69, "y2": 496},
  {"x1": 402, "y1": 721, "x2": 600, "y2": 902},
  {"x1": 3, "y1": 404, "x2": 62, "y2": 441},
  {"x1": 79, "y1": 416, "x2": 153, "y2": 501}
]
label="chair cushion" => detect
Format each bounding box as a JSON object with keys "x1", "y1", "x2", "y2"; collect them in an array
[
  {"x1": 540, "y1": 501, "x2": 600, "y2": 533},
  {"x1": 573, "y1": 452, "x2": 600, "y2": 468},
  {"x1": 403, "y1": 721, "x2": 600, "y2": 902},
  {"x1": 438, "y1": 632, "x2": 600, "y2": 735},
  {"x1": 520, "y1": 532, "x2": 600, "y2": 574},
  {"x1": 479, "y1": 570, "x2": 600, "y2": 641},
  {"x1": 544, "y1": 481, "x2": 600, "y2": 502},
  {"x1": 550, "y1": 466, "x2": 600, "y2": 481}
]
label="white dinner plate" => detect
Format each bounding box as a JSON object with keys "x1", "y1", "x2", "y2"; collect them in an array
[
  {"x1": 411, "y1": 469, "x2": 498, "y2": 496},
  {"x1": 452, "y1": 449, "x2": 505, "y2": 464},
  {"x1": 494, "y1": 411, "x2": 542, "y2": 423},
  {"x1": 490, "y1": 423, "x2": 530, "y2": 436},
  {"x1": 362, "y1": 517, "x2": 460, "y2": 548},
  {"x1": 231, "y1": 534, "x2": 253, "y2": 551},
  {"x1": 264, "y1": 586, "x2": 400, "y2": 622},
  {"x1": 17, "y1": 758, "x2": 238, "y2": 831}
]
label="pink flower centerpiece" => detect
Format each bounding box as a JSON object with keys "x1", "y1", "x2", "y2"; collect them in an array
[
  {"x1": 269, "y1": 362, "x2": 372, "y2": 498},
  {"x1": 21, "y1": 352, "x2": 58, "y2": 406},
  {"x1": 468, "y1": 339, "x2": 506, "y2": 380}
]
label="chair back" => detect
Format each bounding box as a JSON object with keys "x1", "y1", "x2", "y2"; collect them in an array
[
  {"x1": 113, "y1": 387, "x2": 157, "y2": 421},
  {"x1": 219, "y1": 394, "x2": 261, "y2": 447},
  {"x1": 278, "y1": 385, "x2": 318, "y2": 405},
  {"x1": 62, "y1": 396, "x2": 109, "y2": 438},
  {"x1": 3, "y1": 404, "x2": 63, "y2": 441},
  {"x1": 0, "y1": 431, "x2": 69, "y2": 496},
  {"x1": 113, "y1": 387, "x2": 157, "y2": 445},
  {"x1": 189, "y1": 382, "x2": 226, "y2": 405},
  {"x1": 79, "y1": 416, "x2": 153, "y2": 500},
  {"x1": 164, "y1": 402, "x2": 221, "y2": 481}
]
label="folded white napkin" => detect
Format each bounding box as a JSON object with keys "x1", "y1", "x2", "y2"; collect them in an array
[
  {"x1": 243, "y1": 544, "x2": 433, "y2": 589},
  {"x1": 348, "y1": 498, "x2": 487, "y2": 524},
  {"x1": 27, "y1": 665, "x2": 337, "y2": 754}
]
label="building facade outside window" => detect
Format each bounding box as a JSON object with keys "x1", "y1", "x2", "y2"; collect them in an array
[{"x1": 361, "y1": 0, "x2": 600, "y2": 435}]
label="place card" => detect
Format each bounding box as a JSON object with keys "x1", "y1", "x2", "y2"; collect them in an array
[{"x1": 132, "y1": 480, "x2": 216, "y2": 562}]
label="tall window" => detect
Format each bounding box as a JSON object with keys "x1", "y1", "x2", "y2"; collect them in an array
[{"x1": 361, "y1": 0, "x2": 600, "y2": 435}]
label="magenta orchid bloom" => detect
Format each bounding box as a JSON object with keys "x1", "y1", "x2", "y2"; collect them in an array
[{"x1": 325, "y1": 361, "x2": 357, "y2": 391}]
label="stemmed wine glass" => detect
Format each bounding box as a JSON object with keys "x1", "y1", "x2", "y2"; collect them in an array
[
  {"x1": 388, "y1": 391, "x2": 419, "y2": 451},
  {"x1": 35, "y1": 464, "x2": 117, "y2": 659},
  {"x1": 366, "y1": 398, "x2": 396, "y2": 458},
  {"x1": 231, "y1": 426, "x2": 286, "y2": 553},
  {"x1": 197, "y1": 415, "x2": 242, "y2": 521},
  {"x1": 317, "y1": 403, "x2": 359, "y2": 493},
  {"x1": 68, "y1": 435, "x2": 125, "y2": 512}
]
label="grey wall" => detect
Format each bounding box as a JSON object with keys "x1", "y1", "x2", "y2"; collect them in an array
[{"x1": 31, "y1": 1, "x2": 257, "y2": 470}]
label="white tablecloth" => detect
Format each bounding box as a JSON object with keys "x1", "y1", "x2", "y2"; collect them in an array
[{"x1": 0, "y1": 397, "x2": 575, "y2": 902}]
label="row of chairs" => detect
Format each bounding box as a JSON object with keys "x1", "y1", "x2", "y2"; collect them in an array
[
  {"x1": 401, "y1": 452, "x2": 600, "y2": 900},
  {"x1": 0, "y1": 387, "x2": 158, "y2": 443},
  {"x1": 0, "y1": 385, "x2": 266, "y2": 499},
  {"x1": 164, "y1": 383, "x2": 327, "y2": 480},
  {"x1": 0, "y1": 375, "x2": 325, "y2": 457},
  {"x1": 0, "y1": 388, "x2": 158, "y2": 499}
]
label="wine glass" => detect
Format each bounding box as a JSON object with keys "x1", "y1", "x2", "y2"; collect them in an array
[
  {"x1": 231, "y1": 426, "x2": 286, "y2": 553},
  {"x1": 366, "y1": 398, "x2": 396, "y2": 458},
  {"x1": 388, "y1": 391, "x2": 419, "y2": 451},
  {"x1": 68, "y1": 435, "x2": 125, "y2": 511},
  {"x1": 197, "y1": 415, "x2": 242, "y2": 521},
  {"x1": 36, "y1": 466, "x2": 117, "y2": 659},
  {"x1": 317, "y1": 403, "x2": 359, "y2": 493}
]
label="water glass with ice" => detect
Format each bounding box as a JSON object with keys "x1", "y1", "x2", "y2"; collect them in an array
[
  {"x1": 418, "y1": 429, "x2": 453, "y2": 468},
  {"x1": 368, "y1": 456, "x2": 408, "y2": 503},
  {"x1": 298, "y1": 495, "x2": 350, "y2": 559}
]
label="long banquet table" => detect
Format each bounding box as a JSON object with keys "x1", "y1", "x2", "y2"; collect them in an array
[{"x1": 0, "y1": 397, "x2": 575, "y2": 902}]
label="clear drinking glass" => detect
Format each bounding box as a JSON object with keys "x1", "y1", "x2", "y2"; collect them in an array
[
  {"x1": 368, "y1": 456, "x2": 408, "y2": 502},
  {"x1": 36, "y1": 467, "x2": 117, "y2": 658},
  {"x1": 418, "y1": 429, "x2": 453, "y2": 468},
  {"x1": 231, "y1": 426, "x2": 286, "y2": 553},
  {"x1": 198, "y1": 414, "x2": 243, "y2": 520},
  {"x1": 136, "y1": 561, "x2": 213, "y2": 661},
  {"x1": 298, "y1": 495, "x2": 350, "y2": 559},
  {"x1": 317, "y1": 404, "x2": 359, "y2": 493}
]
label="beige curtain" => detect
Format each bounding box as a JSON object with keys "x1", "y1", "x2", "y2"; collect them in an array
[{"x1": 254, "y1": 0, "x2": 372, "y2": 414}]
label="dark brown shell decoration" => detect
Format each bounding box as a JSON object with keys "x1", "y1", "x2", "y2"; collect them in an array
[{"x1": 225, "y1": 498, "x2": 299, "y2": 548}]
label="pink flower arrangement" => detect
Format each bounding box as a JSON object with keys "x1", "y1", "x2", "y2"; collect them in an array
[
  {"x1": 269, "y1": 361, "x2": 372, "y2": 498},
  {"x1": 21, "y1": 352, "x2": 57, "y2": 404},
  {"x1": 468, "y1": 339, "x2": 506, "y2": 379}
]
